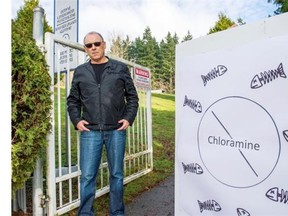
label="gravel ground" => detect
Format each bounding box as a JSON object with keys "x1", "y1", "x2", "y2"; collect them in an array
[{"x1": 125, "y1": 175, "x2": 175, "y2": 216}]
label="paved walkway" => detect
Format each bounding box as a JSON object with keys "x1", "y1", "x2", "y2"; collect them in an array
[{"x1": 125, "y1": 175, "x2": 175, "y2": 216}]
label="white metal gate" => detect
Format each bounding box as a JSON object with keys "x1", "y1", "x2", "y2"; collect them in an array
[{"x1": 45, "y1": 32, "x2": 153, "y2": 215}]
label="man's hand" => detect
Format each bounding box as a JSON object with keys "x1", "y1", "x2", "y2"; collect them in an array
[
  {"x1": 117, "y1": 119, "x2": 130, "y2": 130},
  {"x1": 76, "y1": 120, "x2": 90, "y2": 131}
]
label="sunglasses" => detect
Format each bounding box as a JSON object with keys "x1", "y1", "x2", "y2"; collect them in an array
[{"x1": 85, "y1": 41, "x2": 103, "y2": 48}]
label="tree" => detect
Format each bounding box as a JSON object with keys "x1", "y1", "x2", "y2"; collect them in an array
[
  {"x1": 14, "y1": 0, "x2": 52, "y2": 34},
  {"x1": 108, "y1": 33, "x2": 131, "y2": 59},
  {"x1": 12, "y1": 0, "x2": 52, "y2": 195},
  {"x1": 128, "y1": 36, "x2": 144, "y2": 62},
  {"x1": 111, "y1": 27, "x2": 193, "y2": 91},
  {"x1": 158, "y1": 32, "x2": 178, "y2": 93},
  {"x1": 208, "y1": 12, "x2": 236, "y2": 34},
  {"x1": 122, "y1": 36, "x2": 132, "y2": 60},
  {"x1": 129, "y1": 27, "x2": 160, "y2": 87},
  {"x1": 182, "y1": 30, "x2": 193, "y2": 43},
  {"x1": 109, "y1": 34, "x2": 123, "y2": 57},
  {"x1": 237, "y1": 17, "x2": 246, "y2": 25},
  {"x1": 268, "y1": 0, "x2": 288, "y2": 14}
]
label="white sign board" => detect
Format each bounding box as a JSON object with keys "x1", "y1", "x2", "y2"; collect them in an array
[
  {"x1": 134, "y1": 67, "x2": 151, "y2": 90},
  {"x1": 175, "y1": 14, "x2": 288, "y2": 216},
  {"x1": 54, "y1": 0, "x2": 78, "y2": 71}
]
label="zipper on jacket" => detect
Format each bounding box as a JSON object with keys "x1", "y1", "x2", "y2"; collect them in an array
[{"x1": 98, "y1": 83, "x2": 102, "y2": 131}]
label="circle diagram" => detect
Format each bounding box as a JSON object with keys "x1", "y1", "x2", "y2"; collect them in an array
[{"x1": 197, "y1": 96, "x2": 281, "y2": 188}]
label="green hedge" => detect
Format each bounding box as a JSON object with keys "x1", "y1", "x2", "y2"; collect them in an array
[{"x1": 11, "y1": 0, "x2": 52, "y2": 196}]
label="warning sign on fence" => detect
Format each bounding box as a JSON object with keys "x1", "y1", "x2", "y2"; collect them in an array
[{"x1": 134, "y1": 67, "x2": 150, "y2": 90}]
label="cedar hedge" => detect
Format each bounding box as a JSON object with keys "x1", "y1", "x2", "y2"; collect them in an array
[{"x1": 11, "y1": 0, "x2": 52, "y2": 196}]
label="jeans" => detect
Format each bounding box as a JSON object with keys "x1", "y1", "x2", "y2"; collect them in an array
[{"x1": 78, "y1": 129, "x2": 126, "y2": 216}]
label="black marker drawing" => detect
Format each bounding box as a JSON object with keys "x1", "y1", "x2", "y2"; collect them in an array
[
  {"x1": 198, "y1": 97, "x2": 281, "y2": 188},
  {"x1": 250, "y1": 63, "x2": 286, "y2": 89},
  {"x1": 238, "y1": 149, "x2": 258, "y2": 177},
  {"x1": 212, "y1": 111, "x2": 258, "y2": 177},
  {"x1": 266, "y1": 187, "x2": 288, "y2": 204},
  {"x1": 211, "y1": 111, "x2": 232, "y2": 139},
  {"x1": 183, "y1": 95, "x2": 202, "y2": 113},
  {"x1": 283, "y1": 130, "x2": 288, "y2": 142},
  {"x1": 198, "y1": 199, "x2": 221, "y2": 213},
  {"x1": 201, "y1": 65, "x2": 227, "y2": 86},
  {"x1": 237, "y1": 208, "x2": 250, "y2": 216},
  {"x1": 182, "y1": 162, "x2": 203, "y2": 175}
]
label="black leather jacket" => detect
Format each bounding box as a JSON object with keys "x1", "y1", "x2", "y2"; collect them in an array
[{"x1": 67, "y1": 58, "x2": 139, "y2": 131}]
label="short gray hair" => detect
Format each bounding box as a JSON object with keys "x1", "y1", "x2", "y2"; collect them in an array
[{"x1": 83, "y1": 31, "x2": 104, "y2": 44}]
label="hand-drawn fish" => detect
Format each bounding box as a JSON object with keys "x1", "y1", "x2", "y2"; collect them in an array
[
  {"x1": 183, "y1": 95, "x2": 202, "y2": 113},
  {"x1": 237, "y1": 208, "x2": 250, "y2": 216},
  {"x1": 266, "y1": 187, "x2": 288, "y2": 203},
  {"x1": 283, "y1": 130, "x2": 288, "y2": 142},
  {"x1": 250, "y1": 63, "x2": 286, "y2": 89},
  {"x1": 182, "y1": 162, "x2": 203, "y2": 175},
  {"x1": 201, "y1": 65, "x2": 227, "y2": 86},
  {"x1": 198, "y1": 199, "x2": 221, "y2": 213}
]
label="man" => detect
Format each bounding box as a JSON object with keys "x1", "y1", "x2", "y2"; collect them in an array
[{"x1": 67, "y1": 31, "x2": 139, "y2": 216}]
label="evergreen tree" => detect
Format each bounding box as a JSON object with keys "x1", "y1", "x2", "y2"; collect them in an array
[
  {"x1": 13, "y1": 0, "x2": 52, "y2": 36},
  {"x1": 268, "y1": 0, "x2": 288, "y2": 14},
  {"x1": 109, "y1": 34, "x2": 131, "y2": 59},
  {"x1": 122, "y1": 35, "x2": 132, "y2": 60},
  {"x1": 237, "y1": 17, "x2": 246, "y2": 25},
  {"x1": 109, "y1": 35, "x2": 124, "y2": 58},
  {"x1": 173, "y1": 32, "x2": 179, "y2": 44},
  {"x1": 158, "y1": 32, "x2": 178, "y2": 93},
  {"x1": 129, "y1": 36, "x2": 145, "y2": 63},
  {"x1": 12, "y1": 0, "x2": 52, "y2": 195},
  {"x1": 131, "y1": 27, "x2": 159, "y2": 87},
  {"x1": 208, "y1": 12, "x2": 236, "y2": 34},
  {"x1": 182, "y1": 30, "x2": 193, "y2": 42}
]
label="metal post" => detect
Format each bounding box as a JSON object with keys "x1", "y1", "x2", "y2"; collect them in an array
[
  {"x1": 33, "y1": 6, "x2": 44, "y2": 47},
  {"x1": 45, "y1": 32, "x2": 57, "y2": 216},
  {"x1": 32, "y1": 6, "x2": 45, "y2": 216}
]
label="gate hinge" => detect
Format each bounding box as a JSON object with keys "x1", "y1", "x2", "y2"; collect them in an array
[{"x1": 40, "y1": 194, "x2": 50, "y2": 208}]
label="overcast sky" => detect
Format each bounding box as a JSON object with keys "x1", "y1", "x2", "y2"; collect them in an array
[{"x1": 11, "y1": 0, "x2": 278, "y2": 45}]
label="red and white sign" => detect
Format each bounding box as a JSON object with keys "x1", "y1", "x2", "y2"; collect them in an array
[{"x1": 134, "y1": 67, "x2": 150, "y2": 89}]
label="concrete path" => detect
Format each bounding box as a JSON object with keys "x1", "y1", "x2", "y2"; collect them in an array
[{"x1": 125, "y1": 175, "x2": 175, "y2": 216}]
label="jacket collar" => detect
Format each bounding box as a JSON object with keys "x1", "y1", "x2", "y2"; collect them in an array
[{"x1": 84, "y1": 56, "x2": 112, "y2": 75}]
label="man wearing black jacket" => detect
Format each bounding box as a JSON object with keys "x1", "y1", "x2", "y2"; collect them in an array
[{"x1": 67, "y1": 31, "x2": 139, "y2": 216}]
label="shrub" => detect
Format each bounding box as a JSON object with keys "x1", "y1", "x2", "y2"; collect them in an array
[{"x1": 11, "y1": 0, "x2": 52, "y2": 196}]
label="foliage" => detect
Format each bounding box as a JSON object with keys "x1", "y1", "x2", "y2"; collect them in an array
[
  {"x1": 237, "y1": 17, "x2": 246, "y2": 25},
  {"x1": 268, "y1": 0, "x2": 288, "y2": 14},
  {"x1": 208, "y1": 12, "x2": 236, "y2": 34},
  {"x1": 109, "y1": 34, "x2": 131, "y2": 59},
  {"x1": 11, "y1": 0, "x2": 52, "y2": 195},
  {"x1": 158, "y1": 32, "x2": 178, "y2": 93},
  {"x1": 14, "y1": 0, "x2": 52, "y2": 34},
  {"x1": 182, "y1": 30, "x2": 193, "y2": 42},
  {"x1": 131, "y1": 27, "x2": 160, "y2": 88}
]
